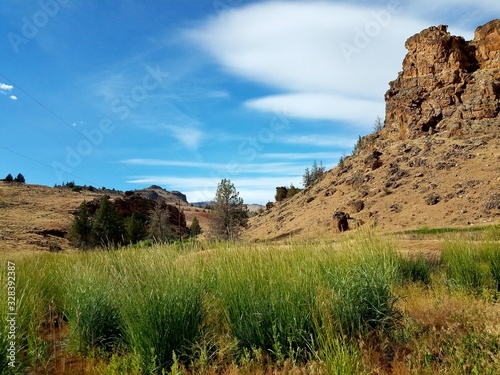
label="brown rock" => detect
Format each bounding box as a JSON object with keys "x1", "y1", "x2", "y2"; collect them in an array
[{"x1": 384, "y1": 20, "x2": 500, "y2": 140}]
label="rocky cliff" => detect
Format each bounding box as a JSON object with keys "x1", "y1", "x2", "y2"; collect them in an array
[
  {"x1": 245, "y1": 20, "x2": 500, "y2": 241},
  {"x1": 384, "y1": 20, "x2": 500, "y2": 139}
]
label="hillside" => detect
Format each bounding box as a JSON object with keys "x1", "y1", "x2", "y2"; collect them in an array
[
  {"x1": 245, "y1": 20, "x2": 500, "y2": 241},
  {"x1": 0, "y1": 184, "x2": 208, "y2": 252}
]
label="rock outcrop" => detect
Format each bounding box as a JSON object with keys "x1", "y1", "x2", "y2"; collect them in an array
[
  {"x1": 244, "y1": 21, "x2": 500, "y2": 241},
  {"x1": 384, "y1": 20, "x2": 500, "y2": 139}
]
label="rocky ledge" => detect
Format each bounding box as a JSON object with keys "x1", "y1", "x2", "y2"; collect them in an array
[{"x1": 384, "y1": 20, "x2": 500, "y2": 139}]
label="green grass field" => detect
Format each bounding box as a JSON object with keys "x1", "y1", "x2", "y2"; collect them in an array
[{"x1": 1, "y1": 228, "x2": 500, "y2": 374}]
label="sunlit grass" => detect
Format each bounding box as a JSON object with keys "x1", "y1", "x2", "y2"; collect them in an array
[{"x1": 1, "y1": 229, "x2": 500, "y2": 374}]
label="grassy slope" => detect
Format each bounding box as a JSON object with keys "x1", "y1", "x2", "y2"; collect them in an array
[{"x1": 245, "y1": 131, "x2": 500, "y2": 241}]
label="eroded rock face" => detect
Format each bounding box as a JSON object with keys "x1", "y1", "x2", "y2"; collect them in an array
[{"x1": 384, "y1": 20, "x2": 500, "y2": 139}]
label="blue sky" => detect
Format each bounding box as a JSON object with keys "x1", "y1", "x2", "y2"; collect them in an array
[{"x1": 0, "y1": 1, "x2": 497, "y2": 203}]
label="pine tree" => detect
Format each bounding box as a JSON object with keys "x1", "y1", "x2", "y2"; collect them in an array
[
  {"x1": 303, "y1": 161, "x2": 326, "y2": 188},
  {"x1": 4, "y1": 173, "x2": 13, "y2": 182},
  {"x1": 189, "y1": 216, "x2": 202, "y2": 237},
  {"x1": 69, "y1": 201, "x2": 93, "y2": 249},
  {"x1": 209, "y1": 179, "x2": 248, "y2": 241}
]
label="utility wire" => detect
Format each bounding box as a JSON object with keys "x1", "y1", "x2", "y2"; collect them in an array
[
  {"x1": 0, "y1": 71, "x2": 133, "y2": 173},
  {"x1": 0, "y1": 144, "x2": 97, "y2": 186}
]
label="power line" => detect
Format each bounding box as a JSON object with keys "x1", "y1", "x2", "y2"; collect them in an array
[
  {"x1": 0, "y1": 144, "x2": 97, "y2": 186},
  {"x1": 0, "y1": 71, "x2": 133, "y2": 173}
]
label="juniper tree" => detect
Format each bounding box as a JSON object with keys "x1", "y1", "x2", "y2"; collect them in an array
[
  {"x1": 92, "y1": 195, "x2": 125, "y2": 248},
  {"x1": 69, "y1": 201, "x2": 93, "y2": 249},
  {"x1": 125, "y1": 213, "x2": 147, "y2": 244},
  {"x1": 189, "y1": 216, "x2": 202, "y2": 237},
  {"x1": 14, "y1": 173, "x2": 25, "y2": 183},
  {"x1": 209, "y1": 179, "x2": 248, "y2": 241}
]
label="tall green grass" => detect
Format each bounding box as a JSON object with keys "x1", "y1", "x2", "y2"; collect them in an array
[
  {"x1": 319, "y1": 235, "x2": 400, "y2": 336},
  {"x1": 62, "y1": 256, "x2": 124, "y2": 354},
  {"x1": 114, "y1": 249, "x2": 204, "y2": 372},
  {"x1": 441, "y1": 239, "x2": 499, "y2": 293},
  {"x1": 207, "y1": 245, "x2": 319, "y2": 361},
  {"x1": 4, "y1": 230, "x2": 498, "y2": 373}
]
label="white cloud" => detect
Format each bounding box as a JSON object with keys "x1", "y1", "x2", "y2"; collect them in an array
[
  {"x1": 246, "y1": 93, "x2": 384, "y2": 124},
  {"x1": 0, "y1": 83, "x2": 13, "y2": 92},
  {"x1": 186, "y1": 1, "x2": 492, "y2": 124},
  {"x1": 260, "y1": 152, "x2": 343, "y2": 160},
  {"x1": 0, "y1": 83, "x2": 17, "y2": 100},
  {"x1": 280, "y1": 134, "x2": 357, "y2": 148},
  {"x1": 1, "y1": 83, "x2": 14, "y2": 99},
  {"x1": 186, "y1": 1, "x2": 429, "y2": 123},
  {"x1": 124, "y1": 158, "x2": 306, "y2": 175}
]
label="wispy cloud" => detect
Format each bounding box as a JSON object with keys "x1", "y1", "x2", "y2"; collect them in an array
[
  {"x1": 186, "y1": 1, "x2": 493, "y2": 125},
  {"x1": 124, "y1": 158, "x2": 306, "y2": 175},
  {"x1": 186, "y1": 2, "x2": 429, "y2": 124},
  {"x1": 163, "y1": 123, "x2": 204, "y2": 150},
  {"x1": 246, "y1": 93, "x2": 384, "y2": 124},
  {"x1": 9, "y1": 95, "x2": 17, "y2": 100},
  {"x1": 260, "y1": 152, "x2": 343, "y2": 161},
  {"x1": 280, "y1": 134, "x2": 357, "y2": 148}
]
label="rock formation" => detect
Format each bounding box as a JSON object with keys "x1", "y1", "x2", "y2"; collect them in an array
[
  {"x1": 245, "y1": 20, "x2": 500, "y2": 241},
  {"x1": 384, "y1": 20, "x2": 500, "y2": 139}
]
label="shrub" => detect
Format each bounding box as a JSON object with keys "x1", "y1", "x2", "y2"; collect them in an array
[
  {"x1": 286, "y1": 184, "x2": 302, "y2": 199},
  {"x1": 275, "y1": 186, "x2": 288, "y2": 202}
]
